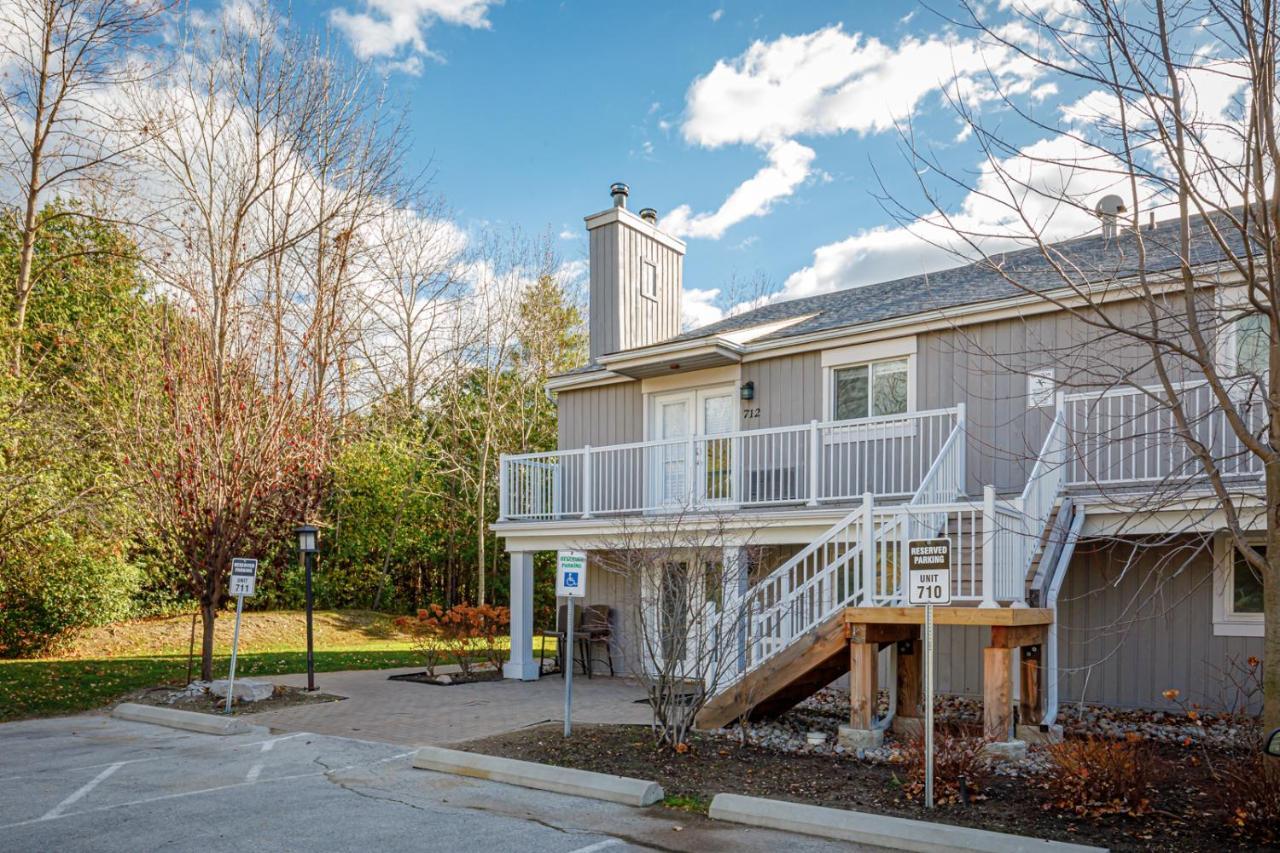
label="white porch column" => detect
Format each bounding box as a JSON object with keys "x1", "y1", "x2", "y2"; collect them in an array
[{"x1": 503, "y1": 551, "x2": 540, "y2": 680}]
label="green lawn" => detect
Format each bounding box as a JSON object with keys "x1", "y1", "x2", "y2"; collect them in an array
[{"x1": 0, "y1": 609, "x2": 554, "y2": 723}]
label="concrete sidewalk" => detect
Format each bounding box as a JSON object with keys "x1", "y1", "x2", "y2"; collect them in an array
[{"x1": 254, "y1": 667, "x2": 652, "y2": 746}]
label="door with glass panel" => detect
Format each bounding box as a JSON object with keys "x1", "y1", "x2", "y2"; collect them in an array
[
  {"x1": 652, "y1": 393, "x2": 692, "y2": 508},
  {"x1": 649, "y1": 387, "x2": 736, "y2": 510},
  {"x1": 697, "y1": 390, "x2": 735, "y2": 505}
]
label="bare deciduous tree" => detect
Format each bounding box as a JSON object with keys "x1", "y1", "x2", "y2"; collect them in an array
[
  {"x1": 891, "y1": 0, "x2": 1280, "y2": 730},
  {"x1": 0, "y1": 0, "x2": 165, "y2": 372},
  {"x1": 594, "y1": 511, "x2": 761, "y2": 749}
]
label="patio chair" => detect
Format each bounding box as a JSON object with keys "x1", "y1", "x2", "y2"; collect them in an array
[
  {"x1": 581, "y1": 604, "x2": 615, "y2": 678},
  {"x1": 537, "y1": 604, "x2": 590, "y2": 678}
]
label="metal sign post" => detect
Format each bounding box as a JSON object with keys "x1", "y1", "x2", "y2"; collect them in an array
[
  {"x1": 907, "y1": 538, "x2": 952, "y2": 810},
  {"x1": 225, "y1": 558, "x2": 258, "y2": 714},
  {"x1": 556, "y1": 551, "x2": 587, "y2": 737}
]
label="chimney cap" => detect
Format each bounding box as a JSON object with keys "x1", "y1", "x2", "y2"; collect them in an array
[
  {"x1": 610, "y1": 182, "x2": 630, "y2": 207},
  {"x1": 639, "y1": 207, "x2": 658, "y2": 224}
]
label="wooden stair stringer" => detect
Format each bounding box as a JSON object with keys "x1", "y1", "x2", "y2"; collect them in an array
[{"x1": 694, "y1": 611, "x2": 850, "y2": 731}]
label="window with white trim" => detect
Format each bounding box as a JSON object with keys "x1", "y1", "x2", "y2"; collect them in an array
[
  {"x1": 832, "y1": 357, "x2": 909, "y2": 420},
  {"x1": 1233, "y1": 312, "x2": 1268, "y2": 376},
  {"x1": 1213, "y1": 535, "x2": 1264, "y2": 637},
  {"x1": 641, "y1": 261, "x2": 657, "y2": 300}
]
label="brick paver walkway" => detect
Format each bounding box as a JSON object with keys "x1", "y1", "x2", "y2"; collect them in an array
[{"x1": 252, "y1": 667, "x2": 651, "y2": 746}]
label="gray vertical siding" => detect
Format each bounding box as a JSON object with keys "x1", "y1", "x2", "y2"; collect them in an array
[
  {"x1": 588, "y1": 216, "x2": 683, "y2": 362},
  {"x1": 935, "y1": 537, "x2": 1263, "y2": 711},
  {"x1": 741, "y1": 351, "x2": 822, "y2": 429},
  {"x1": 557, "y1": 382, "x2": 644, "y2": 451}
]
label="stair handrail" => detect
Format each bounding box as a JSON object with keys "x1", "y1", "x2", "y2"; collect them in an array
[{"x1": 712, "y1": 414, "x2": 971, "y2": 694}]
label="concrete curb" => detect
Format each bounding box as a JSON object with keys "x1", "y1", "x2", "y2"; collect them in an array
[
  {"x1": 412, "y1": 746, "x2": 663, "y2": 807},
  {"x1": 112, "y1": 703, "x2": 261, "y2": 736},
  {"x1": 708, "y1": 793, "x2": 1107, "y2": 853}
]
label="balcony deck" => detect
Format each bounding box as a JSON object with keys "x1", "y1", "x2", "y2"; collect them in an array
[{"x1": 499, "y1": 407, "x2": 964, "y2": 522}]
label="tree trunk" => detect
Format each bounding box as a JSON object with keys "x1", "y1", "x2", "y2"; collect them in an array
[
  {"x1": 199, "y1": 597, "x2": 218, "y2": 682},
  {"x1": 1265, "y1": 459, "x2": 1280, "y2": 734}
]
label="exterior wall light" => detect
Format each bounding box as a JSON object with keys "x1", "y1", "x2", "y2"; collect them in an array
[{"x1": 740, "y1": 381, "x2": 755, "y2": 401}]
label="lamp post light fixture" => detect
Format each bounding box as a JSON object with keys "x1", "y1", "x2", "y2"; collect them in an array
[{"x1": 295, "y1": 524, "x2": 319, "y2": 691}]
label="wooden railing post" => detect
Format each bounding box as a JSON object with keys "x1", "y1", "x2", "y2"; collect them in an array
[
  {"x1": 497, "y1": 456, "x2": 509, "y2": 521},
  {"x1": 808, "y1": 419, "x2": 821, "y2": 506},
  {"x1": 980, "y1": 485, "x2": 998, "y2": 608},
  {"x1": 955, "y1": 402, "x2": 967, "y2": 496},
  {"x1": 582, "y1": 446, "x2": 593, "y2": 519}
]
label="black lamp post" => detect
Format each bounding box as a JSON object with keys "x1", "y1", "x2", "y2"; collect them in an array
[{"x1": 295, "y1": 524, "x2": 319, "y2": 691}]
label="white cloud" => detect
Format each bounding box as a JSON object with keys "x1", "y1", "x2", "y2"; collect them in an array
[
  {"x1": 558, "y1": 226, "x2": 579, "y2": 240},
  {"x1": 329, "y1": 0, "x2": 499, "y2": 63},
  {"x1": 660, "y1": 140, "x2": 814, "y2": 239},
  {"x1": 682, "y1": 25, "x2": 1045, "y2": 149},
  {"x1": 666, "y1": 23, "x2": 1048, "y2": 242},
  {"x1": 710, "y1": 8, "x2": 723, "y2": 22},
  {"x1": 682, "y1": 287, "x2": 724, "y2": 328}
]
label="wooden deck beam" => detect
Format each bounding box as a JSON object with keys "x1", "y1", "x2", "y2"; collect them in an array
[{"x1": 844, "y1": 606, "x2": 1053, "y2": 627}]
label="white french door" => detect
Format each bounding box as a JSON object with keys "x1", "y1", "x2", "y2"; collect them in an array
[{"x1": 649, "y1": 386, "x2": 736, "y2": 509}]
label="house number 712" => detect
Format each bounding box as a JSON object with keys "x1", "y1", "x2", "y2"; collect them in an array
[{"x1": 742, "y1": 408, "x2": 760, "y2": 420}]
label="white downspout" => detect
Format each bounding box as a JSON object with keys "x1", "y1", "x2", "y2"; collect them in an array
[{"x1": 1041, "y1": 508, "x2": 1084, "y2": 727}]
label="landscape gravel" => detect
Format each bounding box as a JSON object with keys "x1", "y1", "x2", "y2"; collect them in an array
[{"x1": 705, "y1": 688, "x2": 1259, "y2": 773}]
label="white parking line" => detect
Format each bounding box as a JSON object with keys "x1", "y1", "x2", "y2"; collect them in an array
[
  {"x1": 566, "y1": 840, "x2": 624, "y2": 853},
  {"x1": 40, "y1": 763, "x2": 124, "y2": 820},
  {"x1": 0, "y1": 755, "x2": 161, "y2": 782},
  {"x1": 245, "y1": 763, "x2": 264, "y2": 782},
  {"x1": 1, "y1": 750, "x2": 417, "y2": 831},
  {"x1": 240, "y1": 732, "x2": 308, "y2": 750}
]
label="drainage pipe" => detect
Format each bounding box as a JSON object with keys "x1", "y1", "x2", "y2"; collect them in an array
[{"x1": 1041, "y1": 508, "x2": 1084, "y2": 727}]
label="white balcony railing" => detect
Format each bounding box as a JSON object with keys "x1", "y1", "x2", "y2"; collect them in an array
[
  {"x1": 1064, "y1": 380, "x2": 1267, "y2": 488},
  {"x1": 498, "y1": 406, "x2": 964, "y2": 521}
]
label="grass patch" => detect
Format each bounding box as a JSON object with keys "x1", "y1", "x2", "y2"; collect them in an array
[
  {"x1": 2, "y1": 609, "x2": 556, "y2": 723},
  {"x1": 662, "y1": 794, "x2": 711, "y2": 814}
]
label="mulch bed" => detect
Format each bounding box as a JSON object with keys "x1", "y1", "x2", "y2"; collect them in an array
[
  {"x1": 461, "y1": 723, "x2": 1275, "y2": 852},
  {"x1": 388, "y1": 670, "x2": 503, "y2": 686},
  {"x1": 124, "y1": 683, "x2": 343, "y2": 715}
]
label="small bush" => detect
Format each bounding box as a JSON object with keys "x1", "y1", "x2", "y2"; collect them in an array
[
  {"x1": 1216, "y1": 751, "x2": 1280, "y2": 844},
  {"x1": 1045, "y1": 734, "x2": 1153, "y2": 816},
  {"x1": 900, "y1": 728, "x2": 990, "y2": 805},
  {"x1": 395, "y1": 603, "x2": 510, "y2": 675}
]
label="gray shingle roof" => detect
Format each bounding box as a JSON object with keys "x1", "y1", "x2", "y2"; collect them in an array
[{"x1": 673, "y1": 210, "x2": 1249, "y2": 344}]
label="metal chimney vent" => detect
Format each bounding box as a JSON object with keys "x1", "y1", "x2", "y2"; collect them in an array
[
  {"x1": 639, "y1": 207, "x2": 658, "y2": 224},
  {"x1": 610, "y1": 182, "x2": 629, "y2": 208},
  {"x1": 1095, "y1": 194, "x2": 1127, "y2": 239}
]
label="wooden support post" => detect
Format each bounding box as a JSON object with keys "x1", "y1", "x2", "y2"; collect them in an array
[
  {"x1": 849, "y1": 641, "x2": 878, "y2": 729},
  {"x1": 896, "y1": 637, "x2": 921, "y2": 719},
  {"x1": 983, "y1": 646, "x2": 1013, "y2": 742},
  {"x1": 1019, "y1": 644, "x2": 1043, "y2": 726}
]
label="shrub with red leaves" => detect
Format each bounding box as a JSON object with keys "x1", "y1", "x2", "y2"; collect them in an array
[
  {"x1": 899, "y1": 728, "x2": 990, "y2": 805},
  {"x1": 1045, "y1": 734, "x2": 1153, "y2": 816}
]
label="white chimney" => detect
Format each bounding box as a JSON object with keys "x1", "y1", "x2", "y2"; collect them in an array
[{"x1": 584, "y1": 184, "x2": 685, "y2": 361}]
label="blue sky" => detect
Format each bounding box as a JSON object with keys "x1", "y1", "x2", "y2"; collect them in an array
[{"x1": 282, "y1": 0, "x2": 1232, "y2": 326}]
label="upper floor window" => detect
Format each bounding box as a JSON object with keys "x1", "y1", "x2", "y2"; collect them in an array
[
  {"x1": 1234, "y1": 312, "x2": 1269, "y2": 376},
  {"x1": 641, "y1": 261, "x2": 657, "y2": 300},
  {"x1": 833, "y1": 357, "x2": 909, "y2": 420}
]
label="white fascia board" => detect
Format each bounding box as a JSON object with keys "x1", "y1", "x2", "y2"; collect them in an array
[
  {"x1": 544, "y1": 369, "x2": 632, "y2": 394},
  {"x1": 492, "y1": 507, "x2": 854, "y2": 552},
  {"x1": 583, "y1": 206, "x2": 687, "y2": 254},
  {"x1": 718, "y1": 313, "x2": 819, "y2": 345}
]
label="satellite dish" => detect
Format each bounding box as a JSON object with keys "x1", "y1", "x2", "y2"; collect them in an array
[
  {"x1": 1095, "y1": 194, "x2": 1127, "y2": 237},
  {"x1": 1095, "y1": 194, "x2": 1127, "y2": 217}
]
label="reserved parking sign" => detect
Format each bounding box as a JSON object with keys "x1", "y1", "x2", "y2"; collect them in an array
[
  {"x1": 556, "y1": 551, "x2": 587, "y2": 598},
  {"x1": 907, "y1": 539, "x2": 951, "y2": 605}
]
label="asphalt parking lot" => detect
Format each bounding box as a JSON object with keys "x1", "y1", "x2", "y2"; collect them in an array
[{"x1": 0, "y1": 715, "x2": 858, "y2": 852}]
